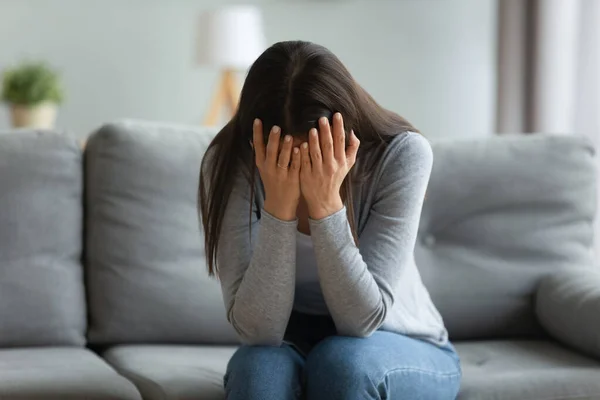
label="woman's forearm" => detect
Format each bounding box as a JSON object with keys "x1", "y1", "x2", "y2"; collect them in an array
[
  {"x1": 309, "y1": 208, "x2": 389, "y2": 337},
  {"x1": 223, "y1": 210, "x2": 297, "y2": 346}
]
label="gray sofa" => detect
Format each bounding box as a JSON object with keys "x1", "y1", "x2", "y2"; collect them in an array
[{"x1": 1, "y1": 120, "x2": 600, "y2": 400}]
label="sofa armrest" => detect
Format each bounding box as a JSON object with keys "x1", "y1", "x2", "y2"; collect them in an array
[{"x1": 536, "y1": 268, "x2": 600, "y2": 359}]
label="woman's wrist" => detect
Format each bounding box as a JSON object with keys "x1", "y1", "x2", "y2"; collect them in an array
[
  {"x1": 264, "y1": 201, "x2": 297, "y2": 222},
  {"x1": 307, "y1": 196, "x2": 344, "y2": 220}
]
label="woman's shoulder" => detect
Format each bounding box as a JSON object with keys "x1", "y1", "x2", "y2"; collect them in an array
[{"x1": 380, "y1": 131, "x2": 433, "y2": 176}]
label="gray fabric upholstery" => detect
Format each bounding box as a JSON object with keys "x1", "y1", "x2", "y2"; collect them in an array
[
  {"x1": 0, "y1": 347, "x2": 141, "y2": 399},
  {"x1": 456, "y1": 340, "x2": 600, "y2": 399},
  {"x1": 104, "y1": 341, "x2": 600, "y2": 400},
  {"x1": 537, "y1": 268, "x2": 600, "y2": 360},
  {"x1": 417, "y1": 134, "x2": 596, "y2": 339},
  {"x1": 0, "y1": 130, "x2": 86, "y2": 346},
  {"x1": 85, "y1": 120, "x2": 237, "y2": 345},
  {"x1": 103, "y1": 345, "x2": 236, "y2": 400}
]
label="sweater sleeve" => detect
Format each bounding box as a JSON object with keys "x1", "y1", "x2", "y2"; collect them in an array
[
  {"x1": 214, "y1": 173, "x2": 297, "y2": 346},
  {"x1": 308, "y1": 133, "x2": 433, "y2": 337}
]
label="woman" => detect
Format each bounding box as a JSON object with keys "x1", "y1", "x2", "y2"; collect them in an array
[{"x1": 199, "y1": 41, "x2": 461, "y2": 400}]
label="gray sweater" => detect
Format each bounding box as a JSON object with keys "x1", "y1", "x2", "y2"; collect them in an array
[{"x1": 214, "y1": 132, "x2": 448, "y2": 347}]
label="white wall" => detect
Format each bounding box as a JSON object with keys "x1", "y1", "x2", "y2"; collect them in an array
[{"x1": 0, "y1": 0, "x2": 497, "y2": 139}]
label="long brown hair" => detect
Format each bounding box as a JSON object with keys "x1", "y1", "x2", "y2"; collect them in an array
[{"x1": 199, "y1": 40, "x2": 417, "y2": 275}]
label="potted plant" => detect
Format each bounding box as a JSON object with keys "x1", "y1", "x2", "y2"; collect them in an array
[{"x1": 1, "y1": 61, "x2": 65, "y2": 129}]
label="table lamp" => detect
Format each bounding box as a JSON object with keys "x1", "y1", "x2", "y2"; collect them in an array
[{"x1": 197, "y1": 6, "x2": 267, "y2": 126}]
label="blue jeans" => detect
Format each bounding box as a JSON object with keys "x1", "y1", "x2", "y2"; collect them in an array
[{"x1": 224, "y1": 331, "x2": 461, "y2": 399}]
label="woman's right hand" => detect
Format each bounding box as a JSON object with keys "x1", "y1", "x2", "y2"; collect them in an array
[{"x1": 253, "y1": 119, "x2": 301, "y2": 221}]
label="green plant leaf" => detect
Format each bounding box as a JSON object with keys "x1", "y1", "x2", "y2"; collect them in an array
[{"x1": 1, "y1": 61, "x2": 65, "y2": 106}]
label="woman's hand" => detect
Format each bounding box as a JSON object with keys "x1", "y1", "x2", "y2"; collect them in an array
[
  {"x1": 253, "y1": 118, "x2": 301, "y2": 221},
  {"x1": 300, "y1": 113, "x2": 360, "y2": 220}
]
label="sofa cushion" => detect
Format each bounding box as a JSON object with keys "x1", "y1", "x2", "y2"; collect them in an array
[
  {"x1": 417, "y1": 134, "x2": 596, "y2": 339},
  {"x1": 103, "y1": 345, "x2": 236, "y2": 400},
  {"x1": 105, "y1": 341, "x2": 600, "y2": 400},
  {"x1": 0, "y1": 130, "x2": 86, "y2": 346},
  {"x1": 0, "y1": 347, "x2": 141, "y2": 399},
  {"x1": 456, "y1": 340, "x2": 600, "y2": 399},
  {"x1": 85, "y1": 120, "x2": 238, "y2": 345}
]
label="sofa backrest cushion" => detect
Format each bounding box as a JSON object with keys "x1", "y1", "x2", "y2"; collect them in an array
[
  {"x1": 85, "y1": 120, "x2": 237, "y2": 345},
  {"x1": 416, "y1": 134, "x2": 596, "y2": 340},
  {"x1": 0, "y1": 131, "x2": 86, "y2": 346}
]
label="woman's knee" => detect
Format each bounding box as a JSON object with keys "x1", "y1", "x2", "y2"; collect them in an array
[
  {"x1": 305, "y1": 336, "x2": 380, "y2": 398},
  {"x1": 225, "y1": 345, "x2": 303, "y2": 399},
  {"x1": 226, "y1": 345, "x2": 300, "y2": 379},
  {"x1": 304, "y1": 335, "x2": 461, "y2": 400},
  {"x1": 306, "y1": 335, "x2": 375, "y2": 375}
]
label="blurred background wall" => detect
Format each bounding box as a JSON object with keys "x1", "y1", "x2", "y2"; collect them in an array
[{"x1": 0, "y1": 0, "x2": 497, "y2": 139}]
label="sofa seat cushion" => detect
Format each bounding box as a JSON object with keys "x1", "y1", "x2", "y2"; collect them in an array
[
  {"x1": 457, "y1": 340, "x2": 600, "y2": 399},
  {"x1": 103, "y1": 345, "x2": 236, "y2": 400},
  {"x1": 0, "y1": 347, "x2": 141, "y2": 400}
]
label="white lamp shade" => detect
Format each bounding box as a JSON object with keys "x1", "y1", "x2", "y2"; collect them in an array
[{"x1": 197, "y1": 6, "x2": 267, "y2": 70}]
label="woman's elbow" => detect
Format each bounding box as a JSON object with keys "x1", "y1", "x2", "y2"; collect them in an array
[
  {"x1": 231, "y1": 321, "x2": 285, "y2": 347},
  {"x1": 240, "y1": 335, "x2": 284, "y2": 347},
  {"x1": 338, "y1": 324, "x2": 377, "y2": 339},
  {"x1": 227, "y1": 307, "x2": 286, "y2": 346},
  {"x1": 237, "y1": 330, "x2": 284, "y2": 347},
  {"x1": 337, "y1": 304, "x2": 387, "y2": 338}
]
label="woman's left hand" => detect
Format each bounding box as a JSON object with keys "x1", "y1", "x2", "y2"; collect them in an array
[{"x1": 300, "y1": 113, "x2": 360, "y2": 220}]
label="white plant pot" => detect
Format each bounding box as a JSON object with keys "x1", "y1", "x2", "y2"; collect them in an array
[{"x1": 10, "y1": 103, "x2": 58, "y2": 129}]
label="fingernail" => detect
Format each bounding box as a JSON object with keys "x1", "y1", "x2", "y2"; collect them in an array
[
  {"x1": 284, "y1": 135, "x2": 291, "y2": 143},
  {"x1": 320, "y1": 117, "x2": 328, "y2": 125},
  {"x1": 335, "y1": 113, "x2": 342, "y2": 121},
  {"x1": 272, "y1": 126, "x2": 280, "y2": 134},
  {"x1": 254, "y1": 118, "x2": 260, "y2": 127},
  {"x1": 302, "y1": 142, "x2": 308, "y2": 149},
  {"x1": 310, "y1": 129, "x2": 318, "y2": 137},
  {"x1": 293, "y1": 147, "x2": 299, "y2": 154}
]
